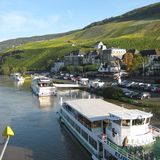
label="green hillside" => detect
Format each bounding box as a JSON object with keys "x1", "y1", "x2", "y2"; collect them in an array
[{"x1": 0, "y1": 2, "x2": 160, "y2": 72}]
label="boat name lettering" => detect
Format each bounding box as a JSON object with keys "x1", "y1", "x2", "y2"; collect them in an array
[{"x1": 115, "y1": 152, "x2": 128, "y2": 160}]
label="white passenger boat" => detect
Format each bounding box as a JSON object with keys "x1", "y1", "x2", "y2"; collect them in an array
[
  {"x1": 59, "y1": 98, "x2": 160, "y2": 160},
  {"x1": 31, "y1": 76, "x2": 56, "y2": 96}
]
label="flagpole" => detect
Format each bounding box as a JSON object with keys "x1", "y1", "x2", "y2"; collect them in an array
[
  {"x1": 0, "y1": 126, "x2": 14, "y2": 160},
  {"x1": 0, "y1": 136, "x2": 10, "y2": 160}
]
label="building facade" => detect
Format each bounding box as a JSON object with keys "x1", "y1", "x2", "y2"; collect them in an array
[
  {"x1": 84, "y1": 50, "x2": 100, "y2": 65},
  {"x1": 64, "y1": 50, "x2": 85, "y2": 67},
  {"x1": 100, "y1": 48, "x2": 126, "y2": 64},
  {"x1": 98, "y1": 48, "x2": 126, "y2": 73},
  {"x1": 146, "y1": 55, "x2": 160, "y2": 75}
]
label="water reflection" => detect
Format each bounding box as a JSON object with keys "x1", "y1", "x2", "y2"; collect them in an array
[
  {"x1": 57, "y1": 89, "x2": 98, "y2": 100},
  {"x1": 14, "y1": 80, "x2": 24, "y2": 88},
  {"x1": 38, "y1": 96, "x2": 54, "y2": 111}
]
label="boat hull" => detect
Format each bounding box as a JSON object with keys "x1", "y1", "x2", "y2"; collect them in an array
[
  {"x1": 59, "y1": 112, "x2": 100, "y2": 159},
  {"x1": 31, "y1": 83, "x2": 56, "y2": 96}
]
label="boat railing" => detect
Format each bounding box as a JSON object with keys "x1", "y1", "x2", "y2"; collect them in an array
[
  {"x1": 149, "y1": 125, "x2": 160, "y2": 137},
  {"x1": 99, "y1": 136, "x2": 140, "y2": 160}
]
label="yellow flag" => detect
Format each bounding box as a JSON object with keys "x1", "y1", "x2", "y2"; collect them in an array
[{"x1": 2, "y1": 126, "x2": 14, "y2": 137}]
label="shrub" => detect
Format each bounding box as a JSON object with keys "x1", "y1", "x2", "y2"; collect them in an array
[{"x1": 102, "y1": 87, "x2": 123, "y2": 99}]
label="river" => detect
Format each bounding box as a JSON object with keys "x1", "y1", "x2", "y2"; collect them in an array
[
  {"x1": 0, "y1": 76, "x2": 159, "y2": 160},
  {"x1": 0, "y1": 76, "x2": 91, "y2": 160}
]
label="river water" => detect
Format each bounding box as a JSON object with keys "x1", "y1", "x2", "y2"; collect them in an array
[
  {"x1": 0, "y1": 76, "x2": 160, "y2": 160},
  {"x1": 0, "y1": 76, "x2": 91, "y2": 160}
]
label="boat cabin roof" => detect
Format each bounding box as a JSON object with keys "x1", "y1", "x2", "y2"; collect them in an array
[
  {"x1": 36, "y1": 77, "x2": 52, "y2": 83},
  {"x1": 109, "y1": 109, "x2": 153, "y2": 120},
  {"x1": 65, "y1": 99, "x2": 124, "y2": 122}
]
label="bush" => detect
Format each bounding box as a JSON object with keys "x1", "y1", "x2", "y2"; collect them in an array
[
  {"x1": 84, "y1": 64, "x2": 98, "y2": 72},
  {"x1": 102, "y1": 87, "x2": 124, "y2": 99}
]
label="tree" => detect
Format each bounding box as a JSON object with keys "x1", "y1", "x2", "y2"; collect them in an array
[
  {"x1": 123, "y1": 53, "x2": 134, "y2": 71},
  {"x1": 67, "y1": 65, "x2": 74, "y2": 73},
  {"x1": 1, "y1": 65, "x2": 10, "y2": 75},
  {"x1": 10, "y1": 66, "x2": 18, "y2": 73},
  {"x1": 46, "y1": 59, "x2": 54, "y2": 70},
  {"x1": 20, "y1": 67, "x2": 27, "y2": 76},
  {"x1": 130, "y1": 54, "x2": 148, "y2": 74},
  {"x1": 75, "y1": 66, "x2": 83, "y2": 73}
]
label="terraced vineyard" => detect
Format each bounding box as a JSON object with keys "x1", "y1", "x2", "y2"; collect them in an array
[{"x1": 0, "y1": 2, "x2": 160, "y2": 71}]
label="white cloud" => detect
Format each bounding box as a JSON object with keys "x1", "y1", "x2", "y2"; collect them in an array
[
  {"x1": 0, "y1": 11, "x2": 60, "y2": 40},
  {"x1": 0, "y1": 12, "x2": 26, "y2": 29}
]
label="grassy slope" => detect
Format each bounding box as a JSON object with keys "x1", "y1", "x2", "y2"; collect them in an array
[{"x1": 0, "y1": 3, "x2": 160, "y2": 71}]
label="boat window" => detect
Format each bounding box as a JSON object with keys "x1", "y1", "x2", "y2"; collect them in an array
[
  {"x1": 77, "y1": 113, "x2": 91, "y2": 130},
  {"x1": 104, "y1": 149, "x2": 112, "y2": 159},
  {"x1": 75, "y1": 124, "x2": 81, "y2": 133},
  {"x1": 103, "y1": 120, "x2": 110, "y2": 128},
  {"x1": 132, "y1": 118, "x2": 145, "y2": 126},
  {"x1": 91, "y1": 121, "x2": 101, "y2": 128},
  {"x1": 82, "y1": 130, "x2": 88, "y2": 141},
  {"x1": 113, "y1": 120, "x2": 121, "y2": 125},
  {"x1": 106, "y1": 120, "x2": 112, "y2": 130},
  {"x1": 146, "y1": 117, "x2": 150, "y2": 124},
  {"x1": 122, "y1": 120, "x2": 130, "y2": 126},
  {"x1": 89, "y1": 136, "x2": 97, "y2": 150},
  {"x1": 63, "y1": 103, "x2": 74, "y2": 114}
]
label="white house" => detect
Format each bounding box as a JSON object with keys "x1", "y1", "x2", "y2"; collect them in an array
[
  {"x1": 98, "y1": 62, "x2": 120, "y2": 73},
  {"x1": 94, "y1": 41, "x2": 107, "y2": 50}
]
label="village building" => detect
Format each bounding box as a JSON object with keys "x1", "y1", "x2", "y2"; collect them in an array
[
  {"x1": 84, "y1": 50, "x2": 100, "y2": 65},
  {"x1": 64, "y1": 50, "x2": 85, "y2": 67},
  {"x1": 138, "y1": 49, "x2": 160, "y2": 75},
  {"x1": 98, "y1": 48, "x2": 126, "y2": 73},
  {"x1": 147, "y1": 55, "x2": 160, "y2": 75}
]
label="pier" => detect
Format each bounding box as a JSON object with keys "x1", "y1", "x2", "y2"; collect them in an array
[{"x1": 53, "y1": 83, "x2": 81, "y2": 88}]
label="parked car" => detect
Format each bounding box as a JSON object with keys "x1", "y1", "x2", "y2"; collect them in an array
[
  {"x1": 152, "y1": 87, "x2": 160, "y2": 93},
  {"x1": 88, "y1": 79, "x2": 105, "y2": 89},
  {"x1": 131, "y1": 92, "x2": 151, "y2": 100},
  {"x1": 79, "y1": 78, "x2": 89, "y2": 85}
]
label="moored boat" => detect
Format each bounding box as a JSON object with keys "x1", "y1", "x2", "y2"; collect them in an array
[
  {"x1": 11, "y1": 73, "x2": 25, "y2": 81},
  {"x1": 31, "y1": 76, "x2": 56, "y2": 96},
  {"x1": 59, "y1": 98, "x2": 160, "y2": 160}
]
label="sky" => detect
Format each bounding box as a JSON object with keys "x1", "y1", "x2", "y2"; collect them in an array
[{"x1": 0, "y1": 0, "x2": 159, "y2": 42}]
